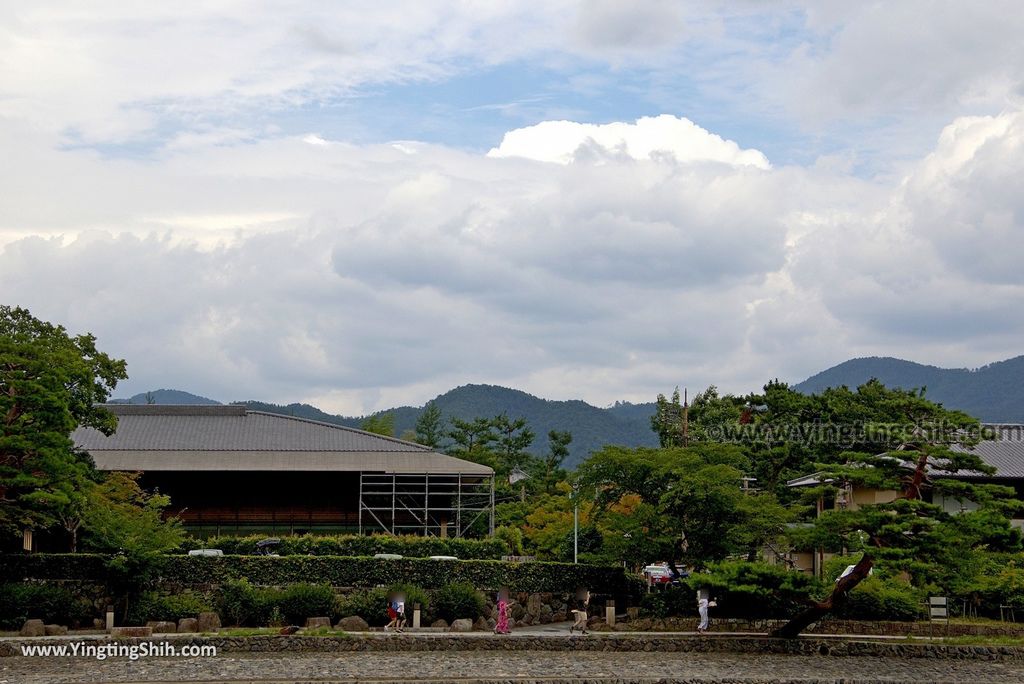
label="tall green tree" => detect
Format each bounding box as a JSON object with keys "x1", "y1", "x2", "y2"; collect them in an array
[
  {"x1": 414, "y1": 401, "x2": 445, "y2": 448},
  {"x1": 82, "y1": 471, "x2": 184, "y2": 619},
  {"x1": 650, "y1": 387, "x2": 686, "y2": 447},
  {"x1": 359, "y1": 412, "x2": 395, "y2": 437},
  {"x1": 492, "y1": 413, "x2": 535, "y2": 473},
  {"x1": 0, "y1": 306, "x2": 127, "y2": 537},
  {"x1": 542, "y1": 430, "x2": 572, "y2": 493},
  {"x1": 446, "y1": 417, "x2": 498, "y2": 467},
  {"x1": 576, "y1": 444, "x2": 779, "y2": 569}
]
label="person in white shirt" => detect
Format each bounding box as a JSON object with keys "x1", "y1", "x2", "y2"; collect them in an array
[{"x1": 697, "y1": 587, "x2": 710, "y2": 633}]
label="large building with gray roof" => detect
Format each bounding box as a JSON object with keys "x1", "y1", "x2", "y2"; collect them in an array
[{"x1": 73, "y1": 404, "x2": 494, "y2": 538}]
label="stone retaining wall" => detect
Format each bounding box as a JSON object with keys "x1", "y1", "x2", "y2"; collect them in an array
[
  {"x1": 3, "y1": 633, "x2": 1022, "y2": 660},
  {"x1": 604, "y1": 616, "x2": 1024, "y2": 638}
]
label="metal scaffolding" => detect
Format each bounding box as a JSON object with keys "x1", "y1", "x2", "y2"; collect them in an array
[{"x1": 358, "y1": 472, "x2": 495, "y2": 538}]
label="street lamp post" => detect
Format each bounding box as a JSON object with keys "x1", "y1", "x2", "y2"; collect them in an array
[{"x1": 574, "y1": 497, "x2": 579, "y2": 564}]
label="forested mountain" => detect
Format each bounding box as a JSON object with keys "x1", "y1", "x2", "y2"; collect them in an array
[
  {"x1": 117, "y1": 354, "x2": 1024, "y2": 467},
  {"x1": 244, "y1": 385, "x2": 658, "y2": 468},
  {"x1": 793, "y1": 356, "x2": 1024, "y2": 423}
]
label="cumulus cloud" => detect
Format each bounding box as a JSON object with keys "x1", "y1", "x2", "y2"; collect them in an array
[
  {"x1": 3, "y1": 4, "x2": 1024, "y2": 415},
  {"x1": 4, "y1": 104, "x2": 1024, "y2": 414},
  {"x1": 487, "y1": 115, "x2": 771, "y2": 168}
]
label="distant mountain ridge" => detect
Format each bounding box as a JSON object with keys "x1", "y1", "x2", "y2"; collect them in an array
[
  {"x1": 112, "y1": 384, "x2": 658, "y2": 468},
  {"x1": 792, "y1": 355, "x2": 1024, "y2": 423},
  {"x1": 114, "y1": 354, "x2": 1024, "y2": 466},
  {"x1": 110, "y1": 389, "x2": 221, "y2": 405}
]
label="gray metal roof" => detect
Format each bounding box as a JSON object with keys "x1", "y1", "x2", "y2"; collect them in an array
[
  {"x1": 948, "y1": 439, "x2": 1024, "y2": 479},
  {"x1": 73, "y1": 405, "x2": 492, "y2": 475}
]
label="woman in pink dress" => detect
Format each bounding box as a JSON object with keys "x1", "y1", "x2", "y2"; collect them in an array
[{"x1": 494, "y1": 588, "x2": 511, "y2": 634}]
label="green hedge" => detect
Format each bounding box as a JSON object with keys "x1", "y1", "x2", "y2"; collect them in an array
[
  {"x1": 838, "y1": 577, "x2": 925, "y2": 621},
  {"x1": 177, "y1": 534, "x2": 509, "y2": 560},
  {"x1": 0, "y1": 583, "x2": 94, "y2": 629},
  {"x1": 126, "y1": 590, "x2": 211, "y2": 626},
  {"x1": 0, "y1": 554, "x2": 633, "y2": 595}
]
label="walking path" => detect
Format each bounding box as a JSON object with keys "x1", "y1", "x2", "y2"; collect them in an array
[
  {"x1": 5, "y1": 648, "x2": 1024, "y2": 683},
  {"x1": 3, "y1": 622, "x2": 1023, "y2": 683}
]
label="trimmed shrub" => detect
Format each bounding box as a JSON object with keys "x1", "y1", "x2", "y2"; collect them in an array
[
  {"x1": 177, "y1": 534, "x2": 508, "y2": 560},
  {"x1": 216, "y1": 579, "x2": 282, "y2": 627},
  {"x1": 432, "y1": 582, "x2": 485, "y2": 623},
  {"x1": 639, "y1": 585, "x2": 696, "y2": 618},
  {"x1": 277, "y1": 583, "x2": 338, "y2": 624},
  {"x1": 839, "y1": 577, "x2": 924, "y2": 621},
  {"x1": 0, "y1": 554, "x2": 631, "y2": 595},
  {"x1": 335, "y1": 587, "x2": 390, "y2": 627},
  {"x1": 0, "y1": 583, "x2": 93, "y2": 629},
  {"x1": 126, "y1": 590, "x2": 211, "y2": 626}
]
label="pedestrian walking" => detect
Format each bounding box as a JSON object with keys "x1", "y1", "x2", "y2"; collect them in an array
[
  {"x1": 384, "y1": 592, "x2": 401, "y2": 632},
  {"x1": 494, "y1": 587, "x2": 511, "y2": 634},
  {"x1": 395, "y1": 595, "x2": 406, "y2": 633},
  {"x1": 570, "y1": 588, "x2": 590, "y2": 634},
  {"x1": 697, "y1": 586, "x2": 711, "y2": 633}
]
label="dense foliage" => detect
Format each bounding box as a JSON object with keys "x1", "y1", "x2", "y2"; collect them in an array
[
  {"x1": 126, "y1": 589, "x2": 211, "y2": 625},
  {"x1": 0, "y1": 553, "x2": 634, "y2": 594},
  {"x1": 0, "y1": 582, "x2": 93, "y2": 629},
  {"x1": 431, "y1": 582, "x2": 485, "y2": 623},
  {"x1": 0, "y1": 306, "x2": 127, "y2": 539},
  {"x1": 178, "y1": 533, "x2": 508, "y2": 559}
]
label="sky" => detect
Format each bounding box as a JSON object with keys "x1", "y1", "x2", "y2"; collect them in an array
[{"x1": 2, "y1": 1, "x2": 1024, "y2": 415}]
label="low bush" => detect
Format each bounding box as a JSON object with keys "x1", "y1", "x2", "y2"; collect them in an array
[
  {"x1": 0, "y1": 583, "x2": 93, "y2": 629},
  {"x1": 126, "y1": 590, "x2": 211, "y2": 626},
  {"x1": 639, "y1": 585, "x2": 696, "y2": 618},
  {"x1": 277, "y1": 583, "x2": 338, "y2": 624},
  {"x1": 432, "y1": 582, "x2": 485, "y2": 623},
  {"x1": 335, "y1": 587, "x2": 390, "y2": 626},
  {"x1": 839, "y1": 577, "x2": 924, "y2": 621},
  {"x1": 216, "y1": 579, "x2": 282, "y2": 627}
]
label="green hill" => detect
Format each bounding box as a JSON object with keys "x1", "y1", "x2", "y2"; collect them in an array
[
  {"x1": 793, "y1": 355, "x2": 1024, "y2": 422},
  {"x1": 244, "y1": 385, "x2": 657, "y2": 468},
  {"x1": 110, "y1": 389, "x2": 221, "y2": 405}
]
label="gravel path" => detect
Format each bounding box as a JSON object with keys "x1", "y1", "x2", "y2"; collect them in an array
[{"x1": 4, "y1": 650, "x2": 1024, "y2": 684}]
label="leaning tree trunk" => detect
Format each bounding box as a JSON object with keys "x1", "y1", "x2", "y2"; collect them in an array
[{"x1": 769, "y1": 553, "x2": 874, "y2": 638}]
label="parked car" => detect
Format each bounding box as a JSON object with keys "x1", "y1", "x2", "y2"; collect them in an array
[
  {"x1": 428, "y1": 555, "x2": 458, "y2": 561},
  {"x1": 254, "y1": 538, "x2": 281, "y2": 556},
  {"x1": 187, "y1": 549, "x2": 223, "y2": 557},
  {"x1": 374, "y1": 553, "x2": 403, "y2": 560},
  {"x1": 642, "y1": 562, "x2": 689, "y2": 584}
]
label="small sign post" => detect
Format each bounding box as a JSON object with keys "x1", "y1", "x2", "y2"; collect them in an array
[{"x1": 928, "y1": 596, "x2": 948, "y2": 638}]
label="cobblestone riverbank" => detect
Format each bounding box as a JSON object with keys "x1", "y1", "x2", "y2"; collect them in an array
[{"x1": 5, "y1": 649, "x2": 1024, "y2": 683}]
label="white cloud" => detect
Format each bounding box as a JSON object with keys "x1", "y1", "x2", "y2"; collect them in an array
[
  {"x1": 487, "y1": 115, "x2": 771, "y2": 168},
  {"x1": 3, "y1": 105, "x2": 1024, "y2": 414},
  {"x1": 3, "y1": 4, "x2": 1024, "y2": 414}
]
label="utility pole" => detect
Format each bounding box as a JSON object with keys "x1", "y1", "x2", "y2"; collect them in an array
[{"x1": 573, "y1": 485, "x2": 579, "y2": 564}]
